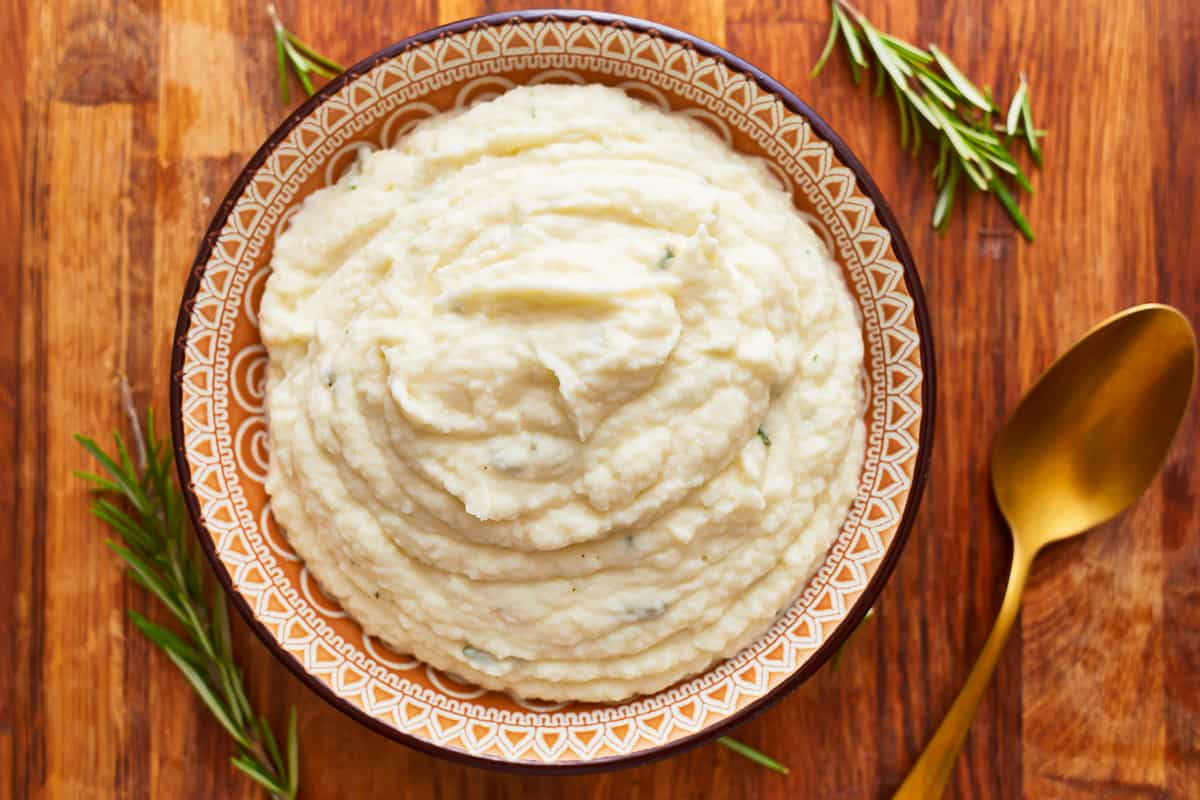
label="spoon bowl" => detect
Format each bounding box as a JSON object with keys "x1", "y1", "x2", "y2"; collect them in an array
[
  {"x1": 896, "y1": 303, "x2": 1195, "y2": 799},
  {"x1": 992, "y1": 304, "x2": 1197, "y2": 548}
]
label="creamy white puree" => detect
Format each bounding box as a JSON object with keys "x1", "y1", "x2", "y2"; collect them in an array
[{"x1": 260, "y1": 84, "x2": 865, "y2": 701}]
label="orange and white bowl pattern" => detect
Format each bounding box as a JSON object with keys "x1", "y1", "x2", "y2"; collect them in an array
[{"x1": 171, "y1": 10, "x2": 933, "y2": 771}]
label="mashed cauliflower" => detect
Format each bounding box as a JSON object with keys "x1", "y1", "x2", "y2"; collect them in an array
[{"x1": 260, "y1": 84, "x2": 865, "y2": 701}]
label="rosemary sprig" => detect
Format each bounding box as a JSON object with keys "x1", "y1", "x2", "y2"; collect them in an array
[
  {"x1": 268, "y1": 4, "x2": 343, "y2": 104},
  {"x1": 811, "y1": 0, "x2": 1044, "y2": 240},
  {"x1": 76, "y1": 392, "x2": 299, "y2": 799},
  {"x1": 719, "y1": 736, "x2": 790, "y2": 775}
]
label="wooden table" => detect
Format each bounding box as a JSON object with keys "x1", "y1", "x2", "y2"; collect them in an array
[{"x1": 4, "y1": 1, "x2": 1198, "y2": 797}]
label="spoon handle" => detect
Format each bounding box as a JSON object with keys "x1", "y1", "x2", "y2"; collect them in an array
[{"x1": 893, "y1": 542, "x2": 1035, "y2": 799}]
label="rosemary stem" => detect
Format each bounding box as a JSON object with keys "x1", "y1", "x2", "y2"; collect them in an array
[
  {"x1": 79, "y1": 412, "x2": 300, "y2": 798},
  {"x1": 118, "y1": 377, "x2": 147, "y2": 471},
  {"x1": 833, "y1": 0, "x2": 867, "y2": 24},
  {"x1": 266, "y1": 3, "x2": 285, "y2": 35}
]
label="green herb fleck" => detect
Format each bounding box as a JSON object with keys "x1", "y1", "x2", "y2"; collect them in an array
[
  {"x1": 462, "y1": 644, "x2": 498, "y2": 666},
  {"x1": 757, "y1": 427, "x2": 771, "y2": 447},
  {"x1": 656, "y1": 246, "x2": 675, "y2": 270},
  {"x1": 623, "y1": 600, "x2": 668, "y2": 621}
]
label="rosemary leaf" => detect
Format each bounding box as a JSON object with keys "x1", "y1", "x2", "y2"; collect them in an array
[
  {"x1": 232, "y1": 755, "x2": 290, "y2": 797},
  {"x1": 75, "y1": 435, "x2": 151, "y2": 515},
  {"x1": 1021, "y1": 81, "x2": 1042, "y2": 165},
  {"x1": 860, "y1": 20, "x2": 909, "y2": 86},
  {"x1": 834, "y1": 4, "x2": 867, "y2": 85},
  {"x1": 114, "y1": 430, "x2": 136, "y2": 480},
  {"x1": 92, "y1": 498, "x2": 158, "y2": 553},
  {"x1": 1006, "y1": 76, "x2": 1027, "y2": 136},
  {"x1": 182, "y1": 538, "x2": 203, "y2": 602},
  {"x1": 917, "y1": 72, "x2": 958, "y2": 108},
  {"x1": 232, "y1": 666, "x2": 257, "y2": 730},
  {"x1": 908, "y1": 99, "x2": 923, "y2": 154},
  {"x1": 982, "y1": 150, "x2": 1019, "y2": 176},
  {"x1": 292, "y1": 52, "x2": 315, "y2": 96},
  {"x1": 1011, "y1": 162, "x2": 1034, "y2": 194},
  {"x1": 932, "y1": 103, "x2": 981, "y2": 166},
  {"x1": 932, "y1": 160, "x2": 960, "y2": 229},
  {"x1": 933, "y1": 137, "x2": 949, "y2": 184},
  {"x1": 259, "y1": 714, "x2": 286, "y2": 779},
  {"x1": 167, "y1": 646, "x2": 249, "y2": 748},
  {"x1": 974, "y1": 153, "x2": 996, "y2": 182},
  {"x1": 719, "y1": 737, "x2": 790, "y2": 775},
  {"x1": 990, "y1": 178, "x2": 1034, "y2": 241},
  {"x1": 993, "y1": 122, "x2": 1047, "y2": 139},
  {"x1": 211, "y1": 583, "x2": 234, "y2": 660},
  {"x1": 891, "y1": 81, "x2": 909, "y2": 149},
  {"x1": 287, "y1": 32, "x2": 344, "y2": 75},
  {"x1": 880, "y1": 32, "x2": 933, "y2": 64},
  {"x1": 223, "y1": 663, "x2": 252, "y2": 730},
  {"x1": 835, "y1": 4, "x2": 867, "y2": 67},
  {"x1": 929, "y1": 44, "x2": 992, "y2": 111},
  {"x1": 959, "y1": 156, "x2": 990, "y2": 192},
  {"x1": 810, "y1": 6, "x2": 842, "y2": 78},
  {"x1": 905, "y1": 90, "x2": 942, "y2": 131},
  {"x1": 129, "y1": 610, "x2": 206, "y2": 669},
  {"x1": 287, "y1": 707, "x2": 300, "y2": 794},
  {"x1": 912, "y1": 65, "x2": 960, "y2": 99},
  {"x1": 955, "y1": 126, "x2": 1002, "y2": 151},
  {"x1": 107, "y1": 541, "x2": 188, "y2": 622},
  {"x1": 275, "y1": 27, "x2": 290, "y2": 104},
  {"x1": 75, "y1": 469, "x2": 122, "y2": 493}
]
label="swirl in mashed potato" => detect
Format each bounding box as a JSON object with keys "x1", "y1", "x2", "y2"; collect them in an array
[{"x1": 260, "y1": 84, "x2": 865, "y2": 702}]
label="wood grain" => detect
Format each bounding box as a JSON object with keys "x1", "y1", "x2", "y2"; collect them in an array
[{"x1": 5, "y1": 1, "x2": 1198, "y2": 798}]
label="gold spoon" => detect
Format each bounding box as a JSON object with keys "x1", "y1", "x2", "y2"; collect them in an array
[{"x1": 894, "y1": 303, "x2": 1196, "y2": 799}]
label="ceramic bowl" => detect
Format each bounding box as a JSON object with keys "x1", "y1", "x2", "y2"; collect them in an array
[{"x1": 170, "y1": 9, "x2": 934, "y2": 772}]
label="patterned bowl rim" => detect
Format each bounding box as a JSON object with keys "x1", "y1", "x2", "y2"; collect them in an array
[{"x1": 170, "y1": 8, "x2": 936, "y2": 774}]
